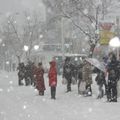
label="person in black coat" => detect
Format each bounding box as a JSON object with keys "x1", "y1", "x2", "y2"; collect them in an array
[
  {"x1": 107, "y1": 53, "x2": 119, "y2": 102},
  {"x1": 95, "y1": 69, "x2": 106, "y2": 99},
  {"x1": 17, "y1": 62, "x2": 26, "y2": 86},
  {"x1": 63, "y1": 57, "x2": 73, "y2": 92}
]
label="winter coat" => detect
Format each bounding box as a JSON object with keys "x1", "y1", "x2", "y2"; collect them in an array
[
  {"x1": 35, "y1": 67, "x2": 45, "y2": 91},
  {"x1": 82, "y1": 62, "x2": 92, "y2": 86},
  {"x1": 25, "y1": 64, "x2": 32, "y2": 78},
  {"x1": 48, "y1": 61, "x2": 57, "y2": 87},
  {"x1": 107, "y1": 59, "x2": 119, "y2": 83},
  {"x1": 95, "y1": 72, "x2": 106, "y2": 86},
  {"x1": 63, "y1": 62, "x2": 72, "y2": 80},
  {"x1": 17, "y1": 63, "x2": 26, "y2": 79}
]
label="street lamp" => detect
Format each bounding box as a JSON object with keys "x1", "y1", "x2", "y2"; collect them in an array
[
  {"x1": 23, "y1": 45, "x2": 29, "y2": 60},
  {"x1": 24, "y1": 45, "x2": 29, "y2": 52},
  {"x1": 39, "y1": 34, "x2": 43, "y2": 39},
  {"x1": 33, "y1": 45, "x2": 39, "y2": 63},
  {"x1": 27, "y1": 16, "x2": 31, "y2": 21},
  {"x1": 34, "y1": 45, "x2": 39, "y2": 50},
  {"x1": 2, "y1": 43, "x2": 5, "y2": 47},
  {"x1": 6, "y1": 61, "x2": 10, "y2": 65},
  {"x1": 109, "y1": 37, "x2": 120, "y2": 60}
]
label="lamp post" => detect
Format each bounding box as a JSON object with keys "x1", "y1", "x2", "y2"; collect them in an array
[
  {"x1": 23, "y1": 45, "x2": 29, "y2": 59},
  {"x1": 109, "y1": 37, "x2": 120, "y2": 60},
  {"x1": 33, "y1": 45, "x2": 39, "y2": 63}
]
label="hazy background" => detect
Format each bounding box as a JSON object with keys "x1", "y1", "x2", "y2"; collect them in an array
[{"x1": 0, "y1": 0, "x2": 46, "y2": 21}]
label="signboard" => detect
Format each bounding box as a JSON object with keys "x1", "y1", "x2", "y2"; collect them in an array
[
  {"x1": 100, "y1": 30, "x2": 115, "y2": 45},
  {"x1": 99, "y1": 22, "x2": 114, "y2": 45}
]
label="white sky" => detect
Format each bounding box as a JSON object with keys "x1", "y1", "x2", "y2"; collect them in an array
[
  {"x1": 0, "y1": 0, "x2": 46, "y2": 21},
  {"x1": 0, "y1": 0, "x2": 43, "y2": 12}
]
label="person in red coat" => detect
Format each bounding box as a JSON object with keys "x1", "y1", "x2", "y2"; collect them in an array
[
  {"x1": 35, "y1": 62, "x2": 45, "y2": 96},
  {"x1": 48, "y1": 60, "x2": 57, "y2": 99}
]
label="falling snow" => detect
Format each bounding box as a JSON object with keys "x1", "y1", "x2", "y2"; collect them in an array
[{"x1": 0, "y1": 0, "x2": 120, "y2": 120}]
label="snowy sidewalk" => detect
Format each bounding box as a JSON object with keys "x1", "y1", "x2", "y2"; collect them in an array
[{"x1": 0, "y1": 71, "x2": 120, "y2": 120}]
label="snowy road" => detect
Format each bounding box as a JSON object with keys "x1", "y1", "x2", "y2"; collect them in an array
[{"x1": 0, "y1": 71, "x2": 120, "y2": 120}]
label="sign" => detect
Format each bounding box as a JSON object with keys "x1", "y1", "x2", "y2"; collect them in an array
[
  {"x1": 100, "y1": 22, "x2": 114, "y2": 45},
  {"x1": 100, "y1": 30, "x2": 115, "y2": 45}
]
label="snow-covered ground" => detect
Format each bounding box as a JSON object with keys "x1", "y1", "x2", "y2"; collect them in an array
[{"x1": 0, "y1": 71, "x2": 120, "y2": 120}]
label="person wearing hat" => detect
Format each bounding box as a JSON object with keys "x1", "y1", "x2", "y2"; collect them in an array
[
  {"x1": 35, "y1": 62, "x2": 46, "y2": 95},
  {"x1": 48, "y1": 60, "x2": 57, "y2": 99}
]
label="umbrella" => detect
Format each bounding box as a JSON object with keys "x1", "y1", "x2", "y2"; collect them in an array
[{"x1": 85, "y1": 58, "x2": 106, "y2": 72}]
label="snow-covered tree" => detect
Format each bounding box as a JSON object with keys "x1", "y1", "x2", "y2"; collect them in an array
[
  {"x1": 0, "y1": 11, "x2": 46, "y2": 63},
  {"x1": 43, "y1": 0, "x2": 113, "y2": 57},
  {"x1": 22, "y1": 11, "x2": 45, "y2": 59}
]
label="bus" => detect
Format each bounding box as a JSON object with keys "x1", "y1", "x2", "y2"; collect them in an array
[{"x1": 54, "y1": 53, "x2": 87, "y2": 75}]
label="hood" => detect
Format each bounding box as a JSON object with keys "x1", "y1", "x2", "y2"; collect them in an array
[{"x1": 49, "y1": 61, "x2": 56, "y2": 67}]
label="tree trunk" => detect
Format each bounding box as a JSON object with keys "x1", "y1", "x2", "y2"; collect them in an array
[{"x1": 89, "y1": 44, "x2": 96, "y2": 58}]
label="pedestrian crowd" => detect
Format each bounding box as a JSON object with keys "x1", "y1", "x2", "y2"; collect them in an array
[
  {"x1": 17, "y1": 52, "x2": 120, "y2": 102},
  {"x1": 17, "y1": 59, "x2": 57, "y2": 99}
]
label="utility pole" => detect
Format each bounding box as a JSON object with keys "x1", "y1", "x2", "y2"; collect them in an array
[{"x1": 61, "y1": 17, "x2": 65, "y2": 60}]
